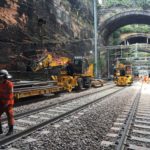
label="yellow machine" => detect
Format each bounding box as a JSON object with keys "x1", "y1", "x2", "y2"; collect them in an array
[
  {"x1": 31, "y1": 54, "x2": 70, "y2": 72},
  {"x1": 31, "y1": 54, "x2": 94, "y2": 92},
  {"x1": 114, "y1": 63, "x2": 133, "y2": 86}
]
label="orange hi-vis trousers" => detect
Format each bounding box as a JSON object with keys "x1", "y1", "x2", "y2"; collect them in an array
[{"x1": 0, "y1": 104, "x2": 14, "y2": 126}]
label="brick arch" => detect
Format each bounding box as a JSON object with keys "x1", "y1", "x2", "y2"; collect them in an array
[{"x1": 99, "y1": 10, "x2": 150, "y2": 45}]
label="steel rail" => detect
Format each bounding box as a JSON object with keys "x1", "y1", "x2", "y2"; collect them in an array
[
  {"x1": 14, "y1": 85, "x2": 58, "y2": 92},
  {"x1": 14, "y1": 81, "x2": 56, "y2": 88},
  {"x1": 115, "y1": 84, "x2": 142, "y2": 150},
  {"x1": 0, "y1": 86, "x2": 126, "y2": 147}
]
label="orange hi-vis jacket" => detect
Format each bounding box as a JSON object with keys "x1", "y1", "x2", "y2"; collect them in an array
[{"x1": 0, "y1": 80, "x2": 14, "y2": 105}]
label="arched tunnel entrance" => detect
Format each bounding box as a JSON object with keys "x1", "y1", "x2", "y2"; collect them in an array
[
  {"x1": 98, "y1": 10, "x2": 150, "y2": 78},
  {"x1": 99, "y1": 10, "x2": 150, "y2": 45},
  {"x1": 120, "y1": 33, "x2": 150, "y2": 45}
]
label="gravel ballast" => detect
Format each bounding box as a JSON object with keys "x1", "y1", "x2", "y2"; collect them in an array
[
  {"x1": 5, "y1": 84, "x2": 141, "y2": 150},
  {"x1": 13, "y1": 84, "x2": 114, "y2": 115}
]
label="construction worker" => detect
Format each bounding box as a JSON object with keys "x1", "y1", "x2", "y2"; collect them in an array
[
  {"x1": 143, "y1": 75, "x2": 148, "y2": 83},
  {"x1": 0, "y1": 69, "x2": 14, "y2": 136}
]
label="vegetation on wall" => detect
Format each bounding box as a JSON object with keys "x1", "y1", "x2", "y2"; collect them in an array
[
  {"x1": 111, "y1": 31, "x2": 121, "y2": 45},
  {"x1": 104, "y1": 0, "x2": 150, "y2": 8},
  {"x1": 105, "y1": 0, "x2": 131, "y2": 7},
  {"x1": 120, "y1": 25, "x2": 150, "y2": 33}
]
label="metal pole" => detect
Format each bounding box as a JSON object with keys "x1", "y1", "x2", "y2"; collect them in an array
[
  {"x1": 93, "y1": 0, "x2": 98, "y2": 78},
  {"x1": 107, "y1": 49, "x2": 110, "y2": 79},
  {"x1": 121, "y1": 45, "x2": 122, "y2": 58},
  {"x1": 135, "y1": 43, "x2": 138, "y2": 58}
]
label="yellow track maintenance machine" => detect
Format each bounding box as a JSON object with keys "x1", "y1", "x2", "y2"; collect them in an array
[
  {"x1": 13, "y1": 53, "x2": 103, "y2": 100},
  {"x1": 114, "y1": 63, "x2": 133, "y2": 86},
  {"x1": 31, "y1": 54, "x2": 103, "y2": 92}
]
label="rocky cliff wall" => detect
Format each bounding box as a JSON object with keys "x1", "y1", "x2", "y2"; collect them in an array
[{"x1": 0, "y1": 0, "x2": 94, "y2": 70}]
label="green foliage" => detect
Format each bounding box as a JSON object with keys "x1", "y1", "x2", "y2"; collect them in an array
[
  {"x1": 113, "y1": 31, "x2": 120, "y2": 38},
  {"x1": 105, "y1": 0, "x2": 132, "y2": 7},
  {"x1": 135, "y1": 0, "x2": 150, "y2": 9},
  {"x1": 99, "y1": 54, "x2": 107, "y2": 75},
  {"x1": 120, "y1": 25, "x2": 150, "y2": 33},
  {"x1": 104, "y1": 0, "x2": 150, "y2": 8},
  {"x1": 110, "y1": 31, "x2": 121, "y2": 45}
]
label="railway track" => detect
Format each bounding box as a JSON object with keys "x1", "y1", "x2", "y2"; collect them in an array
[
  {"x1": 101, "y1": 83, "x2": 150, "y2": 150},
  {"x1": 2, "y1": 82, "x2": 115, "y2": 123},
  {"x1": 3, "y1": 83, "x2": 116, "y2": 122},
  {"x1": 0, "y1": 84, "x2": 125, "y2": 147}
]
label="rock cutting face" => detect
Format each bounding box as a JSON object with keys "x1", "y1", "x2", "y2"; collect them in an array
[{"x1": 0, "y1": 0, "x2": 94, "y2": 71}]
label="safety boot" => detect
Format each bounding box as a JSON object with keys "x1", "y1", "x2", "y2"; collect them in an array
[
  {"x1": 0, "y1": 123, "x2": 3, "y2": 134},
  {"x1": 6, "y1": 125, "x2": 13, "y2": 136}
]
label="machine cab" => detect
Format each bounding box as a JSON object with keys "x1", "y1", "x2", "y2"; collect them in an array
[{"x1": 73, "y1": 56, "x2": 89, "y2": 74}]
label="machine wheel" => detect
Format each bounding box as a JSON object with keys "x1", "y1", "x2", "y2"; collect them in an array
[
  {"x1": 76, "y1": 78, "x2": 83, "y2": 90},
  {"x1": 83, "y1": 77, "x2": 91, "y2": 88},
  {"x1": 67, "y1": 84, "x2": 73, "y2": 92},
  {"x1": 65, "y1": 78, "x2": 73, "y2": 92},
  {"x1": 54, "y1": 91, "x2": 61, "y2": 96}
]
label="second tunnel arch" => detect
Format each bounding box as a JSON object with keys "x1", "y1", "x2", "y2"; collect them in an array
[{"x1": 120, "y1": 33, "x2": 150, "y2": 45}]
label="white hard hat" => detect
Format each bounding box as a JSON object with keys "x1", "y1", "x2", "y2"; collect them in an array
[{"x1": 0, "y1": 69, "x2": 12, "y2": 79}]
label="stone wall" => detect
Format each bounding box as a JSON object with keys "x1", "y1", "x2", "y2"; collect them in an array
[{"x1": 0, "y1": 0, "x2": 94, "y2": 70}]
